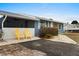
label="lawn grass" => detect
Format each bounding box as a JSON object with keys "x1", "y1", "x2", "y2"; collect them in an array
[{"x1": 64, "y1": 33, "x2": 79, "y2": 43}]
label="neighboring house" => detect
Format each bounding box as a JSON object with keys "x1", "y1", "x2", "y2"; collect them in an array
[
  {"x1": 64, "y1": 23, "x2": 79, "y2": 32},
  {"x1": 0, "y1": 10, "x2": 64, "y2": 40}
]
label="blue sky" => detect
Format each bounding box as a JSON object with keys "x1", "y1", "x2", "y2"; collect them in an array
[{"x1": 0, "y1": 3, "x2": 79, "y2": 23}]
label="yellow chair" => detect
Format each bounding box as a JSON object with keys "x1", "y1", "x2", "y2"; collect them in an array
[
  {"x1": 15, "y1": 28, "x2": 24, "y2": 40},
  {"x1": 24, "y1": 28, "x2": 32, "y2": 39}
]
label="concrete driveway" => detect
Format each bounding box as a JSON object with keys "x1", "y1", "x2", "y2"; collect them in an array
[{"x1": 20, "y1": 39, "x2": 79, "y2": 56}]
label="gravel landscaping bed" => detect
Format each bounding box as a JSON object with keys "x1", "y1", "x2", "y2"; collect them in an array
[{"x1": 0, "y1": 44, "x2": 46, "y2": 56}]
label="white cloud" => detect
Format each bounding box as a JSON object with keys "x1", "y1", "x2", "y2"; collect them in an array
[
  {"x1": 37, "y1": 14, "x2": 79, "y2": 24},
  {"x1": 0, "y1": 15, "x2": 4, "y2": 18}
]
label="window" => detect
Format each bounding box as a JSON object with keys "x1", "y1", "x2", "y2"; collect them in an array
[
  {"x1": 59, "y1": 24, "x2": 62, "y2": 29},
  {"x1": 4, "y1": 17, "x2": 34, "y2": 28}
]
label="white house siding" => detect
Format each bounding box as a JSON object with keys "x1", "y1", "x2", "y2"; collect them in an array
[{"x1": 2, "y1": 28, "x2": 35, "y2": 40}]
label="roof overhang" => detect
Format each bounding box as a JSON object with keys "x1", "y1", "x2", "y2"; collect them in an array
[
  {"x1": 38, "y1": 17, "x2": 53, "y2": 22},
  {"x1": 53, "y1": 20, "x2": 64, "y2": 24},
  {"x1": 0, "y1": 10, "x2": 39, "y2": 21}
]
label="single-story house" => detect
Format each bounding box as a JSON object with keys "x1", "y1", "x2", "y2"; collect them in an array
[
  {"x1": 64, "y1": 23, "x2": 79, "y2": 32},
  {"x1": 0, "y1": 10, "x2": 64, "y2": 40}
]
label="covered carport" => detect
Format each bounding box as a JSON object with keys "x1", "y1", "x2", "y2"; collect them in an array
[{"x1": 0, "y1": 11, "x2": 39, "y2": 40}]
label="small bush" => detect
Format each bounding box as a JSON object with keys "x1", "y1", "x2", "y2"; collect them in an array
[
  {"x1": 44, "y1": 34, "x2": 53, "y2": 39},
  {"x1": 39, "y1": 27, "x2": 58, "y2": 38}
]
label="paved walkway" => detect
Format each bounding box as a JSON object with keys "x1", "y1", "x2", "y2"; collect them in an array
[
  {"x1": 0, "y1": 37, "x2": 40, "y2": 46},
  {"x1": 48, "y1": 34, "x2": 77, "y2": 44}
]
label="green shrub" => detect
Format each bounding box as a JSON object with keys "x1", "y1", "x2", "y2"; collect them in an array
[{"x1": 39, "y1": 27, "x2": 58, "y2": 38}]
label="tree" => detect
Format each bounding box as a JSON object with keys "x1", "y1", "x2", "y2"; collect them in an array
[{"x1": 71, "y1": 20, "x2": 78, "y2": 24}]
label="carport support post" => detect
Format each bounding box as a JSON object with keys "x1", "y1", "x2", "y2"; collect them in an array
[
  {"x1": 2, "y1": 15, "x2": 7, "y2": 29},
  {"x1": 50, "y1": 21, "x2": 53, "y2": 27},
  {"x1": 2, "y1": 15, "x2": 7, "y2": 40}
]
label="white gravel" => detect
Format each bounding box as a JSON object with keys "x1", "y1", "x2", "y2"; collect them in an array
[{"x1": 0, "y1": 44, "x2": 46, "y2": 56}]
